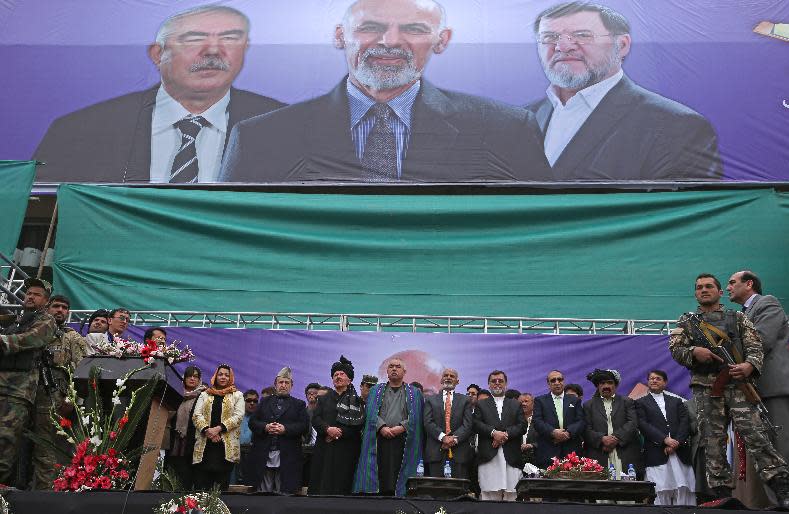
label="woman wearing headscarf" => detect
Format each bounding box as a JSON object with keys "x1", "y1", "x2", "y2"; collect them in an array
[
  {"x1": 192, "y1": 364, "x2": 244, "y2": 490},
  {"x1": 309, "y1": 355, "x2": 365, "y2": 495},
  {"x1": 165, "y1": 365, "x2": 206, "y2": 490}
]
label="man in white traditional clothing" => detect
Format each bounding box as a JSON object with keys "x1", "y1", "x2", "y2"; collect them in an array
[
  {"x1": 472, "y1": 370, "x2": 527, "y2": 501},
  {"x1": 635, "y1": 369, "x2": 696, "y2": 505}
]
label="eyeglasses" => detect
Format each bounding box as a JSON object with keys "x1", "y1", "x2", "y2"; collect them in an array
[
  {"x1": 112, "y1": 316, "x2": 130, "y2": 322},
  {"x1": 245, "y1": 398, "x2": 258, "y2": 404},
  {"x1": 538, "y1": 31, "x2": 614, "y2": 45},
  {"x1": 489, "y1": 379, "x2": 506, "y2": 384},
  {"x1": 549, "y1": 377, "x2": 564, "y2": 383}
]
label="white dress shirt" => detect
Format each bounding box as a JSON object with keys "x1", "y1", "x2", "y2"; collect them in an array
[
  {"x1": 543, "y1": 70, "x2": 624, "y2": 166},
  {"x1": 149, "y1": 86, "x2": 230, "y2": 183}
]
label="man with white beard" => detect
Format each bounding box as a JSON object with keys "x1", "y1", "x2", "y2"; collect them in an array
[
  {"x1": 221, "y1": 0, "x2": 550, "y2": 183},
  {"x1": 527, "y1": 2, "x2": 722, "y2": 181}
]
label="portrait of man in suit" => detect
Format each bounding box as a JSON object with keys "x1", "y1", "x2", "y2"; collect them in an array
[
  {"x1": 635, "y1": 369, "x2": 695, "y2": 506},
  {"x1": 531, "y1": 369, "x2": 585, "y2": 468},
  {"x1": 727, "y1": 270, "x2": 789, "y2": 462},
  {"x1": 33, "y1": 5, "x2": 284, "y2": 184},
  {"x1": 472, "y1": 370, "x2": 526, "y2": 501},
  {"x1": 422, "y1": 368, "x2": 473, "y2": 479},
  {"x1": 220, "y1": 0, "x2": 551, "y2": 183},
  {"x1": 528, "y1": 2, "x2": 723, "y2": 182},
  {"x1": 582, "y1": 368, "x2": 642, "y2": 478}
]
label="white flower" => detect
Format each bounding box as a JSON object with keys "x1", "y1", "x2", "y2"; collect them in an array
[
  {"x1": 167, "y1": 357, "x2": 174, "y2": 365},
  {"x1": 82, "y1": 415, "x2": 90, "y2": 425},
  {"x1": 66, "y1": 437, "x2": 75, "y2": 444},
  {"x1": 112, "y1": 396, "x2": 122, "y2": 406},
  {"x1": 90, "y1": 435, "x2": 102, "y2": 447},
  {"x1": 169, "y1": 504, "x2": 178, "y2": 513},
  {"x1": 116, "y1": 378, "x2": 126, "y2": 388}
]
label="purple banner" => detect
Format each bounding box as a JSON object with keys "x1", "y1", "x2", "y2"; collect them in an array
[
  {"x1": 3, "y1": 1, "x2": 787, "y2": 185},
  {"x1": 122, "y1": 326, "x2": 691, "y2": 400}
]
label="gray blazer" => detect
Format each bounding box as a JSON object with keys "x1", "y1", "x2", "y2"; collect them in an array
[
  {"x1": 745, "y1": 294, "x2": 789, "y2": 398},
  {"x1": 583, "y1": 394, "x2": 643, "y2": 475},
  {"x1": 423, "y1": 391, "x2": 473, "y2": 464},
  {"x1": 527, "y1": 76, "x2": 723, "y2": 181}
]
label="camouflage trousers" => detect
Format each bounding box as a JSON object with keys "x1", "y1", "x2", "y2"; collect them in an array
[
  {"x1": 31, "y1": 393, "x2": 73, "y2": 490},
  {"x1": 693, "y1": 384, "x2": 788, "y2": 488},
  {"x1": 0, "y1": 395, "x2": 32, "y2": 486}
]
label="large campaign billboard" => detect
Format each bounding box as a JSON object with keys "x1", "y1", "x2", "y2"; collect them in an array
[{"x1": 3, "y1": 0, "x2": 787, "y2": 185}]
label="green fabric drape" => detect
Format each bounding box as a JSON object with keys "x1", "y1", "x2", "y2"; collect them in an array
[
  {"x1": 0, "y1": 161, "x2": 36, "y2": 263},
  {"x1": 54, "y1": 185, "x2": 788, "y2": 319}
]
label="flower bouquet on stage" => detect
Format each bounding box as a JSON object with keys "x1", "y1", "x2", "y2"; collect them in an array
[{"x1": 543, "y1": 452, "x2": 609, "y2": 480}]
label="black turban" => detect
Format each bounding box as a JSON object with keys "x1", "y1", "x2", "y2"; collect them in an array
[
  {"x1": 331, "y1": 355, "x2": 355, "y2": 381},
  {"x1": 586, "y1": 368, "x2": 620, "y2": 386}
]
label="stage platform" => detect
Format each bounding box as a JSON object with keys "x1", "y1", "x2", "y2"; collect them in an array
[{"x1": 2, "y1": 491, "x2": 735, "y2": 514}]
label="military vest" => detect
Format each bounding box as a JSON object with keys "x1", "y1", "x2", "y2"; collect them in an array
[
  {"x1": 0, "y1": 309, "x2": 47, "y2": 371},
  {"x1": 695, "y1": 309, "x2": 744, "y2": 375}
]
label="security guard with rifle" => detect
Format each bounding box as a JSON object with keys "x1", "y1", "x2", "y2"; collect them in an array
[
  {"x1": 0, "y1": 278, "x2": 57, "y2": 487},
  {"x1": 669, "y1": 273, "x2": 789, "y2": 508},
  {"x1": 31, "y1": 294, "x2": 87, "y2": 489}
]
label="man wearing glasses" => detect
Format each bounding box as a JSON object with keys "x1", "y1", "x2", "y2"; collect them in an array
[
  {"x1": 528, "y1": 2, "x2": 722, "y2": 182},
  {"x1": 107, "y1": 308, "x2": 131, "y2": 341},
  {"x1": 532, "y1": 369, "x2": 585, "y2": 468},
  {"x1": 237, "y1": 389, "x2": 259, "y2": 486}
]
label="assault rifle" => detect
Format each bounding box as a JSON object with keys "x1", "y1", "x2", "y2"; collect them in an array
[{"x1": 679, "y1": 312, "x2": 781, "y2": 435}]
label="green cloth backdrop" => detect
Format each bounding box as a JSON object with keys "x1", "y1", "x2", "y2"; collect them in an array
[
  {"x1": 53, "y1": 185, "x2": 788, "y2": 319},
  {"x1": 0, "y1": 160, "x2": 36, "y2": 264}
]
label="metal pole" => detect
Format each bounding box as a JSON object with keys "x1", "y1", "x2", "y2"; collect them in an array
[{"x1": 37, "y1": 200, "x2": 58, "y2": 279}]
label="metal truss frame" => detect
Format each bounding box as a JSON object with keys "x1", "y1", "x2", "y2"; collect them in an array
[{"x1": 66, "y1": 310, "x2": 675, "y2": 335}]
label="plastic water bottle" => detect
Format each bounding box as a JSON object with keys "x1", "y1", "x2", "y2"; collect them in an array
[
  {"x1": 443, "y1": 460, "x2": 452, "y2": 478},
  {"x1": 416, "y1": 459, "x2": 424, "y2": 477},
  {"x1": 626, "y1": 464, "x2": 637, "y2": 481},
  {"x1": 608, "y1": 463, "x2": 616, "y2": 480}
]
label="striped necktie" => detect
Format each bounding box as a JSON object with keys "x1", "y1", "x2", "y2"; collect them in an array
[
  {"x1": 170, "y1": 115, "x2": 208, "y2": 183},
  {"x1": 360, "y1": 103, "x2": 397, "y2": 181}
]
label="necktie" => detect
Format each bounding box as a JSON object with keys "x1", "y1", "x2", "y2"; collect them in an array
[
  {"x1": 445, "y1": 391, "x2": 453, "y2": 459},
  {"x1": 553, "y1": 395, "x2": 564, "y2": 429},
  {"x1": 170, "y1": 115, "x2": 208, "y2": 183},
  {"x1": 360, "y1": 103, "x2": 397, "y2": 182}
]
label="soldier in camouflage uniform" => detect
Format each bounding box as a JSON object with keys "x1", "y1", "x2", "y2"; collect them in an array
[
  {"x1": 31, "y1": 294, "x2": 87, "y2": 489},
  {"x1": 0, "y1": 278, "x2": 57, "y2": 486},
  {"x1": 669, "y1": 273, "x2": 789, "y2": 508}
]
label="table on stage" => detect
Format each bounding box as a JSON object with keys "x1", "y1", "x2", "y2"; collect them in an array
[{"x1": 516, "y1": 478, "x2": 656, "y2": 503}]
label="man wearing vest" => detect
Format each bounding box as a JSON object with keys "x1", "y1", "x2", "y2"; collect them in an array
[
  {"x1": 0, "y1": 278, "x2": 57, "y2": 486},
  {"x1": 669, "y1": 273, "x2": 789, "y2": 508}
]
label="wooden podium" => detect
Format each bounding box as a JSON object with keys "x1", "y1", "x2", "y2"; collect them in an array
[
  {"x1": 406, "y1": 477, "x2": 472, "y2": 499},
  {"x1": 74, "y1": 356, "x2": 184, "y2": 490}
]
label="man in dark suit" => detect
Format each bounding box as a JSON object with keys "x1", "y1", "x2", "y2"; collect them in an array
[
  {"x1": 220, "y1": 0, "x2": 551, "y2": 183},
  {"x1": 727, "y1": 270, "x2": 789, "y2": 462},
  {"x1": 532, "y1": 369, "x2": 585, "y2": 468},
  {"x1": 635, "y1": 369, "x2": 695, "y2": 505},
  {"x1": 33, "y1": 5, "x2": 284, "y2": 184},
  {"x1": 248, "y1": 367, "x2": 309, "y2": 494},
  {"x1": 582, "y1": 368, "x2": 642, "y2": 477},
  {"x1": 527, "y1": 2, "x2": 722, "y2": 182},
  {"x1": 423, "y1": 368, "x2": 473, "y2": 479},
  {"x1": 473, "y1": 370, "x2": 526, "y2": 501}
]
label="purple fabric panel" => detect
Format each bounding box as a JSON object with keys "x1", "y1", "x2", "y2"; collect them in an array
[{"x1": 116, "y1": 327, "x2": 690, "y2": 399}]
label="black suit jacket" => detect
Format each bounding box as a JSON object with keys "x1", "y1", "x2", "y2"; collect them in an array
[
  {"x1": 527, "y1": 76, "x2": 723, "y2": 181},
  {"x1": 635, "y1": 393, "x2": 691, "y2": 468},
  {"x1": 248, "y1": 394, "x2": 309, "y2": 493},
  {"x1": 583, "y1": 395, "x2": 643, "y2": 474},
  {"x1": 423, "y1": 391, "x2": 473, "y2": 464},
  {"x1": 472, "y1": 396, "x2": 526, "y2": 468},
  {"x1": 221, "y1": 78, "x2": 552, "y2": 183},
  {"x1": 531, "y1": 393, "x2": 585, "y2": 468},
  {"x1": 33, "y1": 86, "x2": 285, "y2": 183}
]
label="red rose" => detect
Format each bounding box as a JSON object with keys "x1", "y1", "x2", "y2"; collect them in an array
[
  {"x1": 185, "y1": 497, "x2": 198, "y2": 509},
  {"x1": 98, "y1": 476, "x2": 112, "y2": 489},
  {"x1": 110, "y1": 431, "x2": 117, "y2": 440},
  {"x1": 119, "y1": 470, "x2": 129, "y2": 480},
  {"x1": 118, "y1": 415, "x2": 129, "y2": 429},
  {"x1": 108, "y1": 448, "x2": 117, "y2": 457},
  {"x1": 59, "y1": 417, "x2": 73, "y2": 428}
]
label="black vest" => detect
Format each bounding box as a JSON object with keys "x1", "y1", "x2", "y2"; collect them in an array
[{"x1": 0, "y1": 309, "x2": 46, "y2": 371}]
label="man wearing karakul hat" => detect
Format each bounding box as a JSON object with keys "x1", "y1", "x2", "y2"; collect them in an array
[{"x1": 583, "y1": 368, "x2": 643, "y2": 478}]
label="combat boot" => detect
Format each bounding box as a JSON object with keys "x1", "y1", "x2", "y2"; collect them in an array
[{"x1": 768, "y1": 474, "x2": 789, "y2": 510}]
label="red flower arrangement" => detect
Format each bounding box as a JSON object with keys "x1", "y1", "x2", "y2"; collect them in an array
[
  {"x1": 544, "y1": 452, "x2": 609, "y2": 480},
  {"x1": 52, "y1": 441, "x2": 132, "y2": 492}
]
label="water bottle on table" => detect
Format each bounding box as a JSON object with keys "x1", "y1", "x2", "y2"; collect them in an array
[
  {"x1": 626, "y1": 464, "x2": 636, "y2": 481},
  {"x1": 443, "y1": 460, "x2": 452, "y2": 478},
  {"x1": 416, "y1": 459, "x2": 424, "y2": 477}
]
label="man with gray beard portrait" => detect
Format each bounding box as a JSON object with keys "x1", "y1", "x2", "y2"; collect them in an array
[
  {"x1": 34, "y1": 5, "x2": 284, "y2": 183},
  {"x1": 220, "y1": 0, "x2": 551, "y2": 183},
  {"x1": 527, "y1": 2, "x2": 722, "y2": 182}
]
